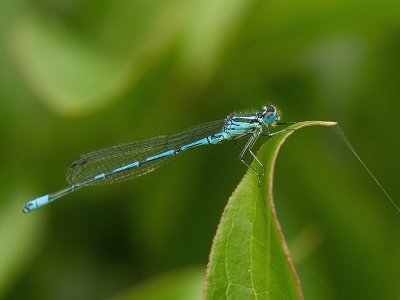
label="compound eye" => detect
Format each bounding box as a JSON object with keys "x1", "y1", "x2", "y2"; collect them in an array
[
  {"x1": 266, "y1": 105, "x2": 276, "y2": 113},
  {"x1": 264, "y1": 105, "x2": 276, "y2": 118}
]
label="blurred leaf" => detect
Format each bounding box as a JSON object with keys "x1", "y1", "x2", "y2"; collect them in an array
[
  {"x1": 204, "y1": 121, "x2": 336, "y2": 300},
  {"x1": 279, "y1": 127, "x2": 400, "y2": 299},
  {"x1": 0, "y1": 190, "x2": 45, "y2": 298},
  {"x1": 181, "y1": 0, "x2": 252, "y2": 80},
  {"x1": 108, "y1": 268, "x2": 203, "y2": 300},
  {"x1": 9, "y1": 12, "x2": 177, "y2": 116}
]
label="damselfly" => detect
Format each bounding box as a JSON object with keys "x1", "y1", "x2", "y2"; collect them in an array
[{"x1": 23, "y1": 105, "x2": 285, "y2": 213}]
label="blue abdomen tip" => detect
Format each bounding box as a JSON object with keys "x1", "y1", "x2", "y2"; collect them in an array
[{"x1": 22, "y1": 195, "x2": 50, "y2": 214}]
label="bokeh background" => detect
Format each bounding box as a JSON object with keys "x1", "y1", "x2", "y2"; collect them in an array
[{"x1": 1, "y1": 0, "x2": 399, "y2": 299}]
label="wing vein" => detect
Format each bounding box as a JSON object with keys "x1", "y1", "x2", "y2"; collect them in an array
[{"x1": 67, "y1": 119, "x2": 226, "y2": 186}]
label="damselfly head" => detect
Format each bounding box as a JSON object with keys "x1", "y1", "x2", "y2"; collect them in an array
[{"x1": 261, "y1": 104, "x2": 280, "y2": 125}]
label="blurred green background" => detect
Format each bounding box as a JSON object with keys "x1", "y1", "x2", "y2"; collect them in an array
[{"x1": 1, "y1": 0, "x2": 399, "y2": 299}]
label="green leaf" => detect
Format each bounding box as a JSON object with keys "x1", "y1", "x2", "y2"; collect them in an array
[
  {"x1": 204, "y1": 121, "x2": 337, "y2": 300},
  {"x1": 108, "y1": 268, "x2": 204, "y2": 300}
]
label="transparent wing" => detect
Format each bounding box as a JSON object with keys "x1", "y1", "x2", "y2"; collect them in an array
[{"x1": 66, "y1": 119, "x2": 226, "y2": 186}]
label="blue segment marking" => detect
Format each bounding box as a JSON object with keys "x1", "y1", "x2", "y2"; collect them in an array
[
  {"x1": 179, "y1": 138, "x2": 209, "y2": 151},
  {"x1": 144, "y1": 150, "x2": 175, "y2": 162},
  {"x1": 95, "y1": 173, "x2": 105, "y2": 180},
  {"x1": 111, "y1": 162, "x2": 140, "y2": 174}
]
